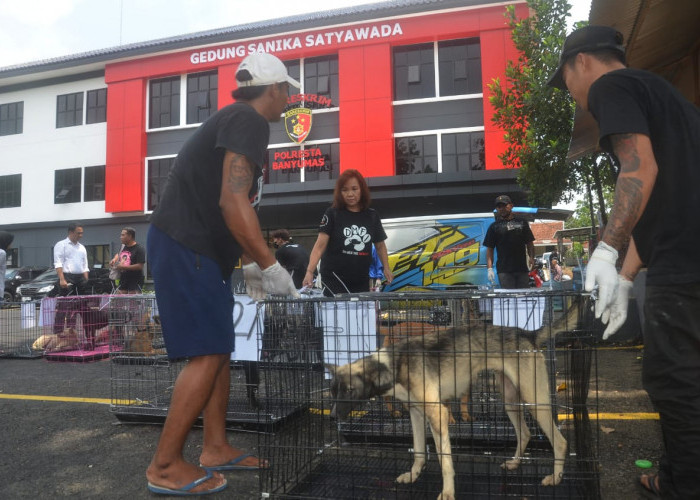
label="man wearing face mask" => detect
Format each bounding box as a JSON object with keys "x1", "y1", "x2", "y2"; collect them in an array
[{"x1": 271, "y1": 229, "x2": 310, "y2": 289}]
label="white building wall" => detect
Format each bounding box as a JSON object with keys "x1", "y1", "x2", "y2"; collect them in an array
[{"x1": 0, "y1": 76, "x2": 118, "y2": 225}]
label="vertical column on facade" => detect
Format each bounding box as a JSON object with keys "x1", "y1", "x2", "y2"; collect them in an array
[
  {"x1": 479, "y1": 28, "x2": 520, "y2": 171},
  {"x1": 217, "y1": 64, "x2": 237, "y2": 109},
  {"x1": 105, "y1": 79, "x2": 147, "y2": 212},
  {"x1": 338, "y1": 44, "x2": 394, "y2": 178}
]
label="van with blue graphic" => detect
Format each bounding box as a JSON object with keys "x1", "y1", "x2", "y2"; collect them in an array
[{"x1": 381, "y1": 208, "x2": 570, "y2": 292}]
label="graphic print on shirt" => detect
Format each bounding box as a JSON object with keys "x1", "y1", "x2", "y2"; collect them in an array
[
  {"x1": 343, "y1": 225, "x2": 372, "y2": 255},
  {"x1": 119, "y1": 250, "x2": 132, "y2": 266}
]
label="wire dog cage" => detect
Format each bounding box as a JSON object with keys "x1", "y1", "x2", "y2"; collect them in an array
[
  {"x1": 258, "y1": 290, "x2": 600, "y2": 499},
  {"x1": 1, "y1": 295, "x2": 118, "y2": 360},
  {"x1": 110, "y1": 295, "x2": 325, "y2": 427},
  {"x1": 0, "y1": 301, "x2": 44, "y2": 358}
]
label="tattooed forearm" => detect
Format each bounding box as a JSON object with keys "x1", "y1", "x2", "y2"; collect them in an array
[
  {"x1": 225, "y1": 153, "x2": 253, "y2": 193},
  {"x1": 610, "y1": 134, "x2": 640, "y2": 173},
  {"x1": 604, "y1": 175, "x2": 643, "y2": 250}
]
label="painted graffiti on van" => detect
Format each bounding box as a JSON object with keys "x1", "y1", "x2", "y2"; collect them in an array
[{"x1": 383, "y1": 218, "x2": 488, "y2": 291}]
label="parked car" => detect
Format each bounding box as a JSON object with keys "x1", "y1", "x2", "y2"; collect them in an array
[
  {"x1": 3, "y1": 266, "x2": 49, "y2": 302},
  {"x1": 15, "y1": 268, "x2": 113, "y2": 302}
]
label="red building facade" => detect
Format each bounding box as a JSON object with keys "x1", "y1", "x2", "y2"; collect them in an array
[{"x1": 104, "y1": 1, "x2": 528, "y2": 227}]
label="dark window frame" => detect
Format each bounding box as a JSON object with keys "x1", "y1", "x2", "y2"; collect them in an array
[
  {"x1": 438, "y1": 38, "x2": 482, "y2": 97},
  {"x1": 441, "y1": 131, "x2": 486, "y2": 172},
  {"x1": 56, "y1": 92, "x2": 84, "y2": 128},
  {"x1": 186, "y1": 70, "x2": 218, "y2": 125},
  {"x1": 54, "y1": 167, "x2": 82, "y2": 204},
  {"x1": 149, "y1": 76, "x2": 181, "y2": 129},
  {"x1": 86, "y1": 88, "x2": 107, "y2": 124},
  {"x1": 0, "y1": 101, "x2": 23, "y2": 136},
  {"x1": 85, "y1": 244, "x2": 110, "y2": 270},
  {"x1": 304, "y1": 55, "x2": 339, "y2": 106},
  {"x1": 393, "y1": 38, "x2": 482, "y2": 101},
  {"x1": 147, "y1": 157, "x2": 176, "y2": 211},
  {"x1": 395, "y1": 135, "x2": 438, "y2": 175},
  {"x1": 84, "y1": 165, "x2": 105, "y2": 202},
  {"x1": 0, "y1": 173, "x2": 21, "y2": 208}
]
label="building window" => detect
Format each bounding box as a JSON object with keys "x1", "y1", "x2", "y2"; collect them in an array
[
  {"x1": 303, "y1": 143, "x2": 340, "y2": 182},
  {"x1": 56, "y1": 92, "x2": 84, "y2": 128},
  {"x1": 85, "y1": 244, "x2": 110, "y2": 269},
  {"x1": 393, "y1": 38, "x2": 482, "y2": 101},
  {"x1": 147, "y1": 157, "x2": 175, "y2": 211},
  {"x1": 0, "y1": 174, "x2": 21, "y2": 208},
  {"x1": 84, "y1": 165, "x2": 105, "y2": 201},
  {"x1": 86, "y1": 88, "x2": 107, "y2": 124},
  {"x1": 393, "y1": 43, "x2": 435, "y2": 100},
  {"x1": 0, "y1": 101, "x2": 23, "y2": 136},
  {"x1": 5, "y1": 248, "x2": 18, "y2": 267},
  {"x1": 149, "y1": 77, "x2": 180, "y2": 129},
  {"x1": 304, "y1": 56, "x2": 339, "y2": 105},
  {"x1": 438, "y1": 39, "x2": 482, "y2": 96},
  {"x1": 442, "y1": 132, "x2": 486, "y2": 172},
  {"x1": 395, "y1": 136, "x2": 438, "y2": 175},
  {"x1": 285, "y1": 61, "x2": 301, "y2": 98},
  {"x1": 54, "y1": 167, "x2": 82, "y2": 204},
  {"x1": 186, "y1": 70, "x2": 218, "y2": 124}
]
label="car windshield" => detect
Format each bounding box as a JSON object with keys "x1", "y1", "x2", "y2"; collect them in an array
[
  {"x1": 5, "y1": 269, "x2": 19, "y2": 279},
  {"x1": 33, "y1": 269, "x2": 58, "y2": 281}
]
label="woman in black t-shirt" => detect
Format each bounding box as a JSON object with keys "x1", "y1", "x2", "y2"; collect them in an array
[{"x1": 303, "y1": 169, "x2": 393, "y2": 296}]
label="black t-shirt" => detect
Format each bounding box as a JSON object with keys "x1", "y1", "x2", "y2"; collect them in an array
[
  {"x1": 275, "y1": 243, "x2": 310, "y2": 289},
  {"x1": 483, "y1": 217, "x2": 534, "y2": 273},
  {"x1": 118, "y1": 243, "x2": 146, "y2": 286},
  {"x1": 318, "y1": 207, "x2": 387, "y2": 282},
  {"x1": 150, "y1": 102, "x2": 268, "y2": 278},
  {"x1": 588, "y1": 68, "x2": 700, "y2": 285}
]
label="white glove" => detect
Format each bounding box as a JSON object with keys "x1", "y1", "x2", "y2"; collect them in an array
[
  {"x1": 487, "y1": 268, "x2": 496, "y2": 284},
  {"x1": 601, "y1": 276, "x2": 633, "y2": 340},
  {"x1": 242, "y1": 263, "x2": 264, "y2": 301},
  {"x1": 262, "y1": 262, "x2": 301, "y2": 298},
  {"x1": 584, "y1": 241, "x2": 619, "y2": 319}
]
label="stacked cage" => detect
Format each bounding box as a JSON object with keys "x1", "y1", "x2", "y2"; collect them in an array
[
  {"x1": 0, "y1": 301, "x2": 44, "y2": 358},
  {"x1": 110, "y1": 295, "x2": 325, "y2": 427},
  {"x1": 259, "y1": 290, "x2": 600, "y2": 499}
]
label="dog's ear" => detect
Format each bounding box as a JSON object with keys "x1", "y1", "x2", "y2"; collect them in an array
[{"x1": 324, "y1": 363, "x2": 339, "y2": 376}]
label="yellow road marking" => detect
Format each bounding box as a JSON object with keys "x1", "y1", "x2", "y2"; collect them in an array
[
  {"x1": 310, "y1": 407, "x2": 659, "y2": 420},
  {"x1": 0, "y1": 395, "x2": 658, "y2": 420},
  {"x1": 0, "y1": 393, "x2": 143, "y2": 405}
]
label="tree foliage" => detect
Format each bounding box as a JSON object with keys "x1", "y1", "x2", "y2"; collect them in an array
[{"x1": 488, "y1": 0, "x2": 591, "y2": 207}]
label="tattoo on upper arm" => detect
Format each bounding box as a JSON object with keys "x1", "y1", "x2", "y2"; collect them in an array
[
  {"x1": 225, "y1": 153, "x2": 253, "y2": 193},
  {"x1": 610, "y1": 134, "x2": 640, "y2": 173}
]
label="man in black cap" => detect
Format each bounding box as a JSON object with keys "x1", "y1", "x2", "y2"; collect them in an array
[
  {"x1": 271, "y1": 228, "x2": 310, "y2": 289},
  {"x1": 484, "y1": 195, "x2": 535, "y2": 289},
  {"x1": 549, "y1": 25, "x2": 700, "y2": 498}
]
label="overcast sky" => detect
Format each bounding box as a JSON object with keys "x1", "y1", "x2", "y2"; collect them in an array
[{"x1": 0, "y1": 0, "x2": 592, "y2": 68}]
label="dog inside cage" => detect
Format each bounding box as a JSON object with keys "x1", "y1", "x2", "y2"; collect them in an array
[{"x1": 258, "y1": 291, "x2": 600, "y2": 499}]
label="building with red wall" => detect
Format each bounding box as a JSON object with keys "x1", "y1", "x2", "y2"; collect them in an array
[{"x1": 0, "y1": 0, "x2": 529, "y2": 269}]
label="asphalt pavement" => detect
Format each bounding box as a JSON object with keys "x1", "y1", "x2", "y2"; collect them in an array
[{"x1": 0, "y1": 345, "x2": 661, "y2": 499}]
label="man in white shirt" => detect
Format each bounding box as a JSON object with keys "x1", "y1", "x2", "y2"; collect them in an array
[{"x1": 53, "y1": 222, "x2": 89, "y2": 334}]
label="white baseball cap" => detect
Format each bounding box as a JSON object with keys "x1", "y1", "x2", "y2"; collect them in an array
[{"x1": 235, "y1": 52, "x2": 301, "y2": 88}]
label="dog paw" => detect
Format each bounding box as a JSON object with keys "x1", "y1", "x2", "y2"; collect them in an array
[
  {"x1": 396, "y1": 471, "x2": 418, "y2": 484},
  {"x1": 500, "y1": 458, "x2": 521, "y2": 471},
  {"x1": 460, "y1": 412, "x2": 472, "y2": 422},
  {"x1": 541, "y1": 473, "x2": 562, "y2": 486},
  {"x1": 437, "y1": 492, "x2": 455, "y2": 500}
]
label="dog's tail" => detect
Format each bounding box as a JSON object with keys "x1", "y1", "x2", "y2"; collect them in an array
[{"x1": 534, "y1": 293, "x2": 584, "y2": 347}]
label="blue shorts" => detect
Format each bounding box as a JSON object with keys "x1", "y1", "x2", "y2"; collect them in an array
[{"x1": 147, "y1": 225, "x2": 235, "y2": 359}]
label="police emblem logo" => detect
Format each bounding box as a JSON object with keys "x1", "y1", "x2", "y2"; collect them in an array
[{"x1": 284, "y1": 107, "x2": 312, "y2": 144}]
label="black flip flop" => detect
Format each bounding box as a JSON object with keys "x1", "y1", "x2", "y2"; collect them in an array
[{"x1": 639, "y1": 473, "x2": 661, "y2": 499}]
